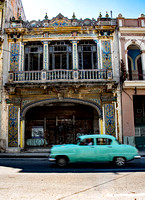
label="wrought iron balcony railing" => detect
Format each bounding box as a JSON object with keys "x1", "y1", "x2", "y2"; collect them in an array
[{"x1": 8, "y1": 69, "x2": 112, "y2": 83}]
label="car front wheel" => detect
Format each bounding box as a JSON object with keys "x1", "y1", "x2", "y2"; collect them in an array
[
  {"x1": 56, "y1": 156, "x2": 68, "y2": 167},
  {"x1": 114, "y1": 157, "x2": 126, "y2": 167}
]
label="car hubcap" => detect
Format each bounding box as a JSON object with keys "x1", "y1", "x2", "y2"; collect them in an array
[
  {"x1": 57, "y1": 158, "x2": 66, "y2": 166},
  {"x1": 116, "y1": 157, "x2": 125, "y2": 166}
]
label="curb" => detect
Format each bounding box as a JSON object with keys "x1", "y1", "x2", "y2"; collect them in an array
[{"x1": 0, "y1": 153, "x2": 49, "y2": 158}]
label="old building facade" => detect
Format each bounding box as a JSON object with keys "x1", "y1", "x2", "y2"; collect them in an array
[
  {"x1": 1, "y1": 1, "x2": 145, "y2": 154},
  {"x1": 118, "y1": 14, "x2": 145, "y2": 149},
  {"x1": 0, "y1": 0, "x2": 25, "y2": 152},
  {"x1": 1, "y1": 12, "x2": 122, "y2": 152}
]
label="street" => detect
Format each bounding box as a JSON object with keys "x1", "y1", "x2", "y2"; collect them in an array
[{"x1": 0, "y1": 157, "x2": 145, "y2": 199}]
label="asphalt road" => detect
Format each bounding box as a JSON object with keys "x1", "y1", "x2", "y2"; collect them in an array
[
  {"x1": 0, "y1": 157, "x2": 145, "y2": 173},
  {"x1": 0, "y1": 158, "x2": 145, "y2": 200}
]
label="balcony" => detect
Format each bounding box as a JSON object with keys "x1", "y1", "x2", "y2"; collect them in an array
[{"x1": 8, "y1": 69, "x2": 112, "y2": 83}]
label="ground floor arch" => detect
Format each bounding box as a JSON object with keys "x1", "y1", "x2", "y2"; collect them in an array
[
  {"x1": 7, "y1": 97, "x2": 118, "y2": 151},
  {"x1": 24, "y1": 101, "x2": 100, "y2": 148}
]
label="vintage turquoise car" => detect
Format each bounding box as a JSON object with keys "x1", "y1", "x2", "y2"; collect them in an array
[{"x1": 49, "y1": 134, "x2": 141, "y2": 167}]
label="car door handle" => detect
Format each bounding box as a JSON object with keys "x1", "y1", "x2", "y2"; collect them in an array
[
  {"x1": 90, "y1": 147, "x2": 95, "y2": 148},
  {"x1": 107, "y1": 146, "x2": 112, "y2": 148}
]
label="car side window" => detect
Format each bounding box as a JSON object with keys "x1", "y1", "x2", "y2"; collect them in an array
[
  {"x1": 80, "y1": 138, "x2": 94, "y2": 146},
  {"x1": 96, "y1": 138, "x2": 112, "y2": 145}
]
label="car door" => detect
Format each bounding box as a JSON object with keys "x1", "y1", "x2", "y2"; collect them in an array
[
  {"x1": 76, "y1": 138, "x2": 96, "y2": 162},
  {"x1": 94, "y1": 138, "x2": 113, "y2": 161}
]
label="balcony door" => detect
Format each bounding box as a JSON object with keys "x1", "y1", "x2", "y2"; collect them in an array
[
  {"x1": 24, "y1": 41, "x2": 43, "y2": 71},
  {"x1": 49, "y1": 41, "x2": 72, "y2": 70}
]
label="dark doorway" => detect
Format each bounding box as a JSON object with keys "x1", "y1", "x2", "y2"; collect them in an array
[
  {"x1": 133, "y1": 95, "x2": 145, "y2": 150},
  {"x1": 25, "y1": 103, "x2": 98, "y2": 148}
]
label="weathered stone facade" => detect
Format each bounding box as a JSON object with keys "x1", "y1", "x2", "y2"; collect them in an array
[
  {"x1": 0, "y1": 0, "x2": 25, "y2": 152},
  {"x1": 1, "y1": 2, "x2": 145, "y2": 153},
  {"x1": 2, "y1": 12, "x2": 122, "y2": 152}
]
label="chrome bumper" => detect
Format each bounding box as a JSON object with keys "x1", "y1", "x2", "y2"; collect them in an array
[
  {"x1": 134, "y1": 155, "x2": 141, "y2": 159},
  {"x1": 49, "y1": 157, "x2": 56, "y2": 162}
]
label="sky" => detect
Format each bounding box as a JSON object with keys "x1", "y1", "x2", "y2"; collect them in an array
[{"x1": 22, "y1": 0, "x2": 145, "y2": 21}]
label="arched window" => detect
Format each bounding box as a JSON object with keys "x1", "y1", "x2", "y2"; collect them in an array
[{"x1": 127, "y1": 44, "x2": 143, "y2": 80}]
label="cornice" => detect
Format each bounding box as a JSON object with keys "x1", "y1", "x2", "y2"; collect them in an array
[
  {"x1": 119, "y1": 27, "x2": 145, "y2": 34},
  {"x1": 123, "y1": 81, "x2": 145, "y2": 88}
]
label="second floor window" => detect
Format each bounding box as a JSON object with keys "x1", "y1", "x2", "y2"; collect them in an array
[
  {"x1": 78, "y1": 40, "x2": 98, "y2": 70},
  {"x1": 24, "y1": 42, "x2": 43, "y2": 71},
  {"x1": 49, "y1": 41, "x2": 72, "y2": 70},
  {"x1": 127, "y1": 44, "x2": 143, "y2": 80}
]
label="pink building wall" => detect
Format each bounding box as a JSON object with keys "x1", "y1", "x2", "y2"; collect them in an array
[{"x1": 122, "y1": 89, "x2": 135, "y2": 137}]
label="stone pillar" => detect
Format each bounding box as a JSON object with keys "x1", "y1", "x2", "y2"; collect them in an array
[
  {"x1": 141, "y1": 51, "x2": 145, "y2": 79},
  {"x1": 101, "y1": 40, "x2": 112, "y2": 70},
  {"x1": 0, "y1": 44, "x2": 2, "y2": 103},
  {"x1": 20, "y1": 42, "x2": 24, "y2": 71},
  {"x1": 99, "y1": 118, "x2": 104, "y2": 134},
  {"x1": 104, "y1": 104, "x2": 116, "y2": 136},
  {"x1": 97, "y1": 41, "x2": 101, "y2": 69},
  {"x1": 20, "y1": 119, "x2": 25, "y2": 149},
  {"x1": 10, "y1": 43, "x2": 20, "y2": 71},
  {"x1": 72, "y1": 40, "x2": 78, "y2": 70},
  {"x1": 43, "y1": 41, "x2": 49, "y2": 70},
  {"x1": 8, "y1": 105, "x2": 19, "y2": 147},
  {"x1": 0, "y1": 7, "x2": 3, "y2": 29}
]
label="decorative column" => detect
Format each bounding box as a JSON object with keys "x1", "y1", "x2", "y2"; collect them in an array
[
  {"x1": 97, "y1": 41, "x2": 101, "y2": 69},
  {"x1": 20, "y1": 119, "x2": 25, "y2": 148},
  {"x1": 20, "y1": 42, "x2": 24, "y2": 71},
  {"x1": 141, "y1": 50, "x2": 145, "y2": 80},
  {"x1": 8, "y1": 105, "x2": 19, "y2": 147},
  {"x1": 104, "y1": 104, "x2": 115, "y2": 136},
  {"x1": 0, "y1": 7, "x2": 3, "y2": 29},
  {"x1": 10, "y1": 43, "x2": 20, "y2": 71},
  {"x1": 43, "y1": 41, "x2": 49, "y2": 70},
  {"x1": 72, "y1": 40, "x2": 78, "y2": 70},
  {"x1": 99, "y1": 118, "x2": 104, "y2": 134},
  {"x1": 101, "y1": 40, "x2": 112, "y2": 69},
  {"x1": 0, "y1": 44, "x2": 2, "y2": 103}
]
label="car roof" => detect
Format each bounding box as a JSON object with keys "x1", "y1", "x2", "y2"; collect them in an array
[{"x1": 78, "y1": 134, "x2": 115, "y2": 140}]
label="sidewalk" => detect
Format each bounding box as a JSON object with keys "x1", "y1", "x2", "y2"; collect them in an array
[
  {"x1": 0, "y1": 152, "x2": 49, "y2": 158},
  {"x1": 0, "y1": 151, "x2": 145, "y2": 158}
]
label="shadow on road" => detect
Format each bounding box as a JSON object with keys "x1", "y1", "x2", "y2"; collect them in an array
[{"x1": 0, "y1": 158, "x2": 144, "y2": 173}]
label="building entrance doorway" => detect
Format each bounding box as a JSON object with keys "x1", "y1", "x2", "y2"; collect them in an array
[
  {"x1": 134, "y1": 95, "x2": 145, "y2": 149},
  {"x1": 25, "y1": 102, "x2": 99, "y2": 148}
]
